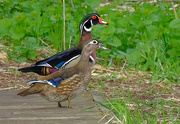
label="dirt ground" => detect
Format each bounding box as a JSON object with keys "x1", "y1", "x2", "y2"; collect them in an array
[{"x1": 0, "y1": 44, "x2": 180, "y2": 122}]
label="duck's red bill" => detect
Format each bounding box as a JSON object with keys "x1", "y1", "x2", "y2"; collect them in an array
[{"x1": 98, "y1": 17, "x2": 108, "y2": 25}]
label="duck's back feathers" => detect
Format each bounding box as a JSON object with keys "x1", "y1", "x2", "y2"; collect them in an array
[
  {"x1": 18, "y1": 48, "x2": 82, "y2": 75},
  {"x1": 35, "y1": 48, "x2": 81, "y2": 68}
]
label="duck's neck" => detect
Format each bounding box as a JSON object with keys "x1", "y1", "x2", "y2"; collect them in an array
[
  {"x1": 77, "y1": 31, "x2": 96, "y2": 60},
  {"x1": 76, "y1": 50, "x2": 91, "y2": 70},
  {"x1": 77, "y1": 32, "x2": 92, "y2": 48}
]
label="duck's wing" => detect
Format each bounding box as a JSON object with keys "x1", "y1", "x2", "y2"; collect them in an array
[{"x1": 18, "y1": 48, "x2": 82, "y2": 75}]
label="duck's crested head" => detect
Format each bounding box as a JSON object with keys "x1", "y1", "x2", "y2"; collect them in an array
[
  {"x1": 82, "y1": 39, "x2": 108, "y2": 54},
  {"x1": 79, "y1": 13, "x2": 108, "y2": 35}
]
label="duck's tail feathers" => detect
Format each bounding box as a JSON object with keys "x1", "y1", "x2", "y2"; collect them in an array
[
  {"x1": 17, "y1": 83, "x2": 45, "y2": 96},
  {"x1": 18, "y1": 66, "x2": 48, "y2": 75},
  {"x1": 18, "y1": 67, "x2": 36, "y2": 72},
  {"x1": 17, "y1": 89, "x2": 30, "y2": 96}
]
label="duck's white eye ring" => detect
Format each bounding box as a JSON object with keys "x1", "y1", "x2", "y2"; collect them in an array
[
  {"x1": 92, "y1": 40, "x2": 98, "y2": 44},
  {"x1": 89, "y1": 40, "x2": 98, "y2": 45}
]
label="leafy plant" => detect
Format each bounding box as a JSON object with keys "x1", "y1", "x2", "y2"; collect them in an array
[{"x1": 0, "y1": 0, "x2": 180, "y2": 83}]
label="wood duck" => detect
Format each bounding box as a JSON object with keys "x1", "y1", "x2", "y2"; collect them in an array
[
  {"x1": 18, "y1": 13, "x2": 108, "y2": 75},
  {"x1": 17, "y1": 39, "x2": 108, "y2": 108}
]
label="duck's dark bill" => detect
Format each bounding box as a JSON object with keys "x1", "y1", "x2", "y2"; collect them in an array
[{"x1": 99, "y1": 44, "x2": 108, "y2": 50}]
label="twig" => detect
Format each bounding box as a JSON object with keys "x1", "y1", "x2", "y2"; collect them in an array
[
  {"x1": 63, "y1": 0, "x2": 66, "y2": 50},
  {"x1": 69, "y1": 37, "x2": 71, "y2": 49},
  {"x1": 105, "y1": 115, "x2": 115, "y2": 124},
  {"x1": 170, "y1": 0, "x2": 178, "y2": 19},
  {"x1": 0, "y1": 87, "x2": 16, "y2": 90},
  {"x1": 121, "y1": 60, "x2": 127, "y2": 72},
  {"x1": 98, "y1": 112, "x2": 109, "y2": 123},
  {"x1": 39, "y1": 38, "x2": 49, "y2": 47},
  {"x1": 70, "y1": 0, "x2": 74, "y2": 7},
  {"x1": 39, "y1": 38, "x2": 56, "y2": 54},
  {"x1": 158, "y1": 59, "x2": 164, "y2": 71}
]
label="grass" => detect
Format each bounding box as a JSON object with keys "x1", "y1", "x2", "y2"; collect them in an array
[
  {"x1": 90, "y1": 65, "x2": 180, "y2": 123},
  {"x1": 96, "y1": 83, "x2": 180, "y2": 124}
]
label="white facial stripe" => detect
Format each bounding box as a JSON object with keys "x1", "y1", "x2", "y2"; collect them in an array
[
  {"x1": 80, "y1": 18, "x2": 95, "y2": 34},
  {"x1": 90, "y1": 19, "x2": 93, "y2": 26},
  {"x1": 84, "y1": 26, "x2": 92, "y2": 32},
  {"x1": 90, "y1": 55, "x2": 95, "y2": 62},
  {"x1": 80, "y1": 19, "x2": 89, "y2": 34}
]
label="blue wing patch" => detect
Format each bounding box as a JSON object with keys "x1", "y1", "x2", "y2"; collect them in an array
[
  {"x1": 26, "y1": 77, "x2": 69, "y2": 87},
  {"x1": 56, "y1": 61, "x2": 65, "y2": 68}
]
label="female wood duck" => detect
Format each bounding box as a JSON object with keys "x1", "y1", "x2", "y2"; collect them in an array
[
  {"x1": 17, "y1": 39, "x2": 108, "y2": 108},
  {"x1": 18, "y1": 13, "x2": 108, "y2": 75}
]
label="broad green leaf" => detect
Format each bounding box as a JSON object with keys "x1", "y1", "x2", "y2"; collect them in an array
[
  {"x1": 13, "y1": 57, "x2": 27, "y2": 63},
  {"x1": 117, "y1": 18, "x2": 128, "y2": 28},
  {"x1": 24, "y1": 37, "x2": 37, "y2": 49},
  {"x1": 150, "y1": 14, "x2": 159, "y2": 22},
  {"x1": 127, "y1": 50, "x2": 145, "y2": 63},
  {"x1": 167, "y1": 48, "x2": 179, "y2": 58},
  {"x1": 136, "y1": 42, "x2": 148, "y2": 53},
  {"x1": 28, "y1": 50, "x2": 38, "y2": 60},
  {"x1": 85, "y1": 0, "x2": 101, "y2": 8},
  {"x1": 169, "y1": 19, "x2": 180, "y2": 29},
  {"x1": 14, "y1": 12, "x2": 26, "y2": 22},
  {"x1": 158, "y1": 2, "x2": 166, "y2": 11},
  {"x1": 129, "y1": 15, "x2": 142, "y2": 29},
  {"x1": 14, "y1": 46, "x2": 24, "y2": 52},
  {"x1": 170, "y1": 39, "x2": 180, "y2": 47},
  {"x1": 9, "y1": 26, "x2": 25, "y2": 40},
  {"x1": 0, "y1": 18, "x2": 12, "y2": 36},
  {"x1": 107, "y1": 36, "x2": 121, "y2": 47},
  {"x1": 146, "y1": 25, "x2": 159, "y2": 40},
  {"x1": 143, "y1": 19, "x2": 152, "y2": 25}
]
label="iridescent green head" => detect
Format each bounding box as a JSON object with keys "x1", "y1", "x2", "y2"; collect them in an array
[{"x1": 79, "y1": 13, "x2": 108, "y2": 35}]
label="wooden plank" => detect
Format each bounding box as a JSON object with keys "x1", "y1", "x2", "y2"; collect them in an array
[{"x1": 0, "y1": 90, "x2": 107, "y2": 124}]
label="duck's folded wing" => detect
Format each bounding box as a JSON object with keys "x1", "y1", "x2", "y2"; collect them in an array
[
  {"x1": 56, "y1": 74, "x2": 81, "y2": 95},
  {"x1": 35, "y1": 48, "x2": 81, "y2": 68},
  {"x1": 18, "y1": 48, "x2": 82, "y2": 75}
]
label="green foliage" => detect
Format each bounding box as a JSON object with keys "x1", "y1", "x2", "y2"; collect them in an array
[
  {"x1": 0, "y1": 0, "x2": 180, "y2": 83},
  {"x1": 0, "y1": 0, "x2": 98, "y2": 62},
  {"x1": 169, "y1": 19, "x2": 180, "y2": 28},
  {"x1": 93, "y1": 1, "x2": 180, "y2": 83},
  {"x1": 6, "y1": 37, "x2": 41, "y2": 62}
]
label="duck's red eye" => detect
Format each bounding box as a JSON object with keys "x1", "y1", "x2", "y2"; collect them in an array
[{"x1": 92, "y1": 16, "x2": 97, "y2": 19}]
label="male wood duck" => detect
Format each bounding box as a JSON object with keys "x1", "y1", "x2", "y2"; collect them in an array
[
  {"x1": 18, "y1": 13, "x2": 108, "y2": 75},
  {"x1": 17, "y1": 39, "x2": 108, "y2": 108}
]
